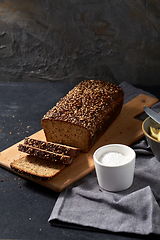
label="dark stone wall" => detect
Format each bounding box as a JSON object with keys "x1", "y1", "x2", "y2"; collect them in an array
[{"x1": 0, "y1": 0, "x2": 160, "y2": 85}]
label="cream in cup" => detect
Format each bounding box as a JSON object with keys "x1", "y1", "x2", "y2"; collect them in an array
[{"x1": 93, "y1": 144, "x2": 136, "y2": 192}]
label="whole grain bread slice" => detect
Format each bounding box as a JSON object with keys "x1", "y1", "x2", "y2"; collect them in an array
[
  {"x1": 18, "y1": 143, "x2": 72, "y2": 165},
  {"x1": 10, "y1": 155, "x2": 65, "y2": 179},
  {"x1": 24, "y1": 137, "x2": 80, "y2": 157}
]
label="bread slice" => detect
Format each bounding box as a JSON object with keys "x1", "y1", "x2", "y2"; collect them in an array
[
  {"x1": 10, "y1": 155, "x2": 65, "y2": 179},
  {"x1": 18, "y1": 143, "x2": 72, "y2": 165},
  {"x1": 24, "y1": 137, "x2": 80, "y2": 157}
]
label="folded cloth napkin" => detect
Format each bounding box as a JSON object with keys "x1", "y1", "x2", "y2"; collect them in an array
[{"x1": 48, "y1": 82, "x2": 160, "y2": 235}]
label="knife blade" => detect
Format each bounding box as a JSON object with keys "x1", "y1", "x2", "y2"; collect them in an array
[{"x1": 143, "y1": 106, "x2": 160, "y2": 124}]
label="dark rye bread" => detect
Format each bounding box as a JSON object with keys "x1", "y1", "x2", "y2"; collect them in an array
[
  {"x1": 18, "y1": 143, "x2": 72, "y2": 165},
  {"x1": 41, "y1": 79, "x2": 124, "y2": 152},
  {"x1": 24, "y1": 137, "x2": 80, "y2": 157},
  {"x1": 10, "y1": 155, "x2": 65, "y2": 179}
]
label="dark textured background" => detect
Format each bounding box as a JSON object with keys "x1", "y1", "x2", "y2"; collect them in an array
[
  {"x1": 1, "y1": 1, "x2": 160, "y2": 239},
  {"x1": 0, "y1": 0, "x2": 160, "y2": 85}
]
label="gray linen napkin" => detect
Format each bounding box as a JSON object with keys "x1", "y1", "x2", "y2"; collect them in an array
[{"x1": 48, "y1": 82, "x2": 160, "y2": 235}]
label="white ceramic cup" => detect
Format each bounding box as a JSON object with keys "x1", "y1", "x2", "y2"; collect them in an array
[{"x1": 93, "y1": 144, "x2": 136, "y2": 192}]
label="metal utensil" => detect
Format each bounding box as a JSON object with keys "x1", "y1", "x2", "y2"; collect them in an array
[{"x1": 143, "y1": 106, "x2": 160, "y2": 125}]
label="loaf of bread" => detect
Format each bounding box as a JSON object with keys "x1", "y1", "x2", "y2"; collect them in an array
[
  {"x1": 41, "y1": 80, "x2": 124, "y2": 152},
  {"x1": 10, "y1": 155, "x2": 65, "y2": 179}
]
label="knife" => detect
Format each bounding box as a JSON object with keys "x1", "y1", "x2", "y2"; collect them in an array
[{"x1": 143, "y1": 106, "x2": 160, "y2": 124}]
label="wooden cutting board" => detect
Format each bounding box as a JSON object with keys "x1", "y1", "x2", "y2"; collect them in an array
[{"x1": 0, "y1": 94, "x2": 159, "y2": 192}]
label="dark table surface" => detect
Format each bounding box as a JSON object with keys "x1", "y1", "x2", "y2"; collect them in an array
[{"x1": 0, "y1": 80, "x2": 160, "y2": 240}]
